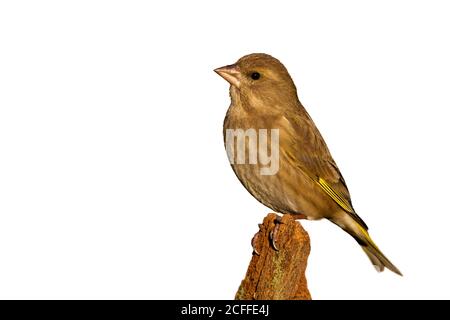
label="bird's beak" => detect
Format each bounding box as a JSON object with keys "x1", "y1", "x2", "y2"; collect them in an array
[{"x1": 214, "y1": 64, "x2": 241, "y2": 88}]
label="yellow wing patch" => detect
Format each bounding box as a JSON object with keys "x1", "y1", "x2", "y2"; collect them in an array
[
  {"x1": 316, "y1": 177, "x2": 354, "y2": 213},
  {"x1": 283, "y1": 150, "x2": 361, "y2": 222}
]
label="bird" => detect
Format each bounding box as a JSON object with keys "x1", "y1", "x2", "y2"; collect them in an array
[{"x1": 214, "y1": 53, "x2": 402, "y2": 276}]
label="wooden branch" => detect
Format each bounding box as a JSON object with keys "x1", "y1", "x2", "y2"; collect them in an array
[{"x1": 235, "y1": 213, "x2": 312, "y2": 300}]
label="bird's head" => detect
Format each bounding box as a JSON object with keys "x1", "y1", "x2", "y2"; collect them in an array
[{"x1": 214, "y1": 53, "x2": 298, "y2": 106}]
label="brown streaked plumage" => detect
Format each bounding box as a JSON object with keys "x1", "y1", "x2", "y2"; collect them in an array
[{"x1": 215, "y1": 53, "x2": 401, "y2": 275}]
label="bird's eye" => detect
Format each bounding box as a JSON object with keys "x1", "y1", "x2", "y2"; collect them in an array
[{"x1": 250, "y1": 72, "x2": 261, "y2": 80}]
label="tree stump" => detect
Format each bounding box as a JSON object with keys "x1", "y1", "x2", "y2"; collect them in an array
[{"x1": 235, "y1": 213, "x2": 311, "y2": 300}]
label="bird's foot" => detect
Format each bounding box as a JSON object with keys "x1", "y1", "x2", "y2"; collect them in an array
[
  {"x1": 290, "y1": 213, "x2": 307, "y2": 220},
  {"x1": 254, "y1": 213, "x2": 305, "y2": 254},
  {"x1": 251, "y1": 224, "x2": 263, "y2": 255},
  {"x1": 268, "y1": 213, "x2": 305, "y2": 251},
  {"x1": 269, "y1": 215, "x2": 283, "y2": 251}
]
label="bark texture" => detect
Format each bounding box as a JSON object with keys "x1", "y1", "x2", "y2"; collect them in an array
[{"x1": 235, "y1": 213, "x2": 311, "y2": 300}]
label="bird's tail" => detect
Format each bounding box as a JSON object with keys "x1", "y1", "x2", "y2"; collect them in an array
[{"x1": 333, "y1": 216, "x2": 402, "y2": 276}]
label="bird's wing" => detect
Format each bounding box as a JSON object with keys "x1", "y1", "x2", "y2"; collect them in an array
[{"x1": 281, "y1": 111, "x2": 368, "y2": 230}]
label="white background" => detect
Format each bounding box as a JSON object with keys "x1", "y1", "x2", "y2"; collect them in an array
[{"x1": 0, "y1": 1, "x2": 449, "y2": 299}]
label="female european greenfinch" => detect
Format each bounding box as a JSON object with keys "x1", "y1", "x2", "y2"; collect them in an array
[{"x1": 215, "y1": 53, "x2": 401, "y2": 276}]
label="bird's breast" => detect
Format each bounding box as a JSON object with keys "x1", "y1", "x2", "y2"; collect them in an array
[{"x1": 223, "y1": 106, "x2": 340, "y2": 218}]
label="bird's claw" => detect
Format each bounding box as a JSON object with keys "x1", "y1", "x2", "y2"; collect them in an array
[
  {"x1": 252, "y1": 215, "x2": 284, "y2": 254},
  {"x1": 269, "y1": 215, "x2": 283, "y2": 251},
  {"x1": 269, "y1": 230, "x2": 277, "y2": 251},
  {"x1": 251, "y1": 224, "x2": 263, "y2": 255}
]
